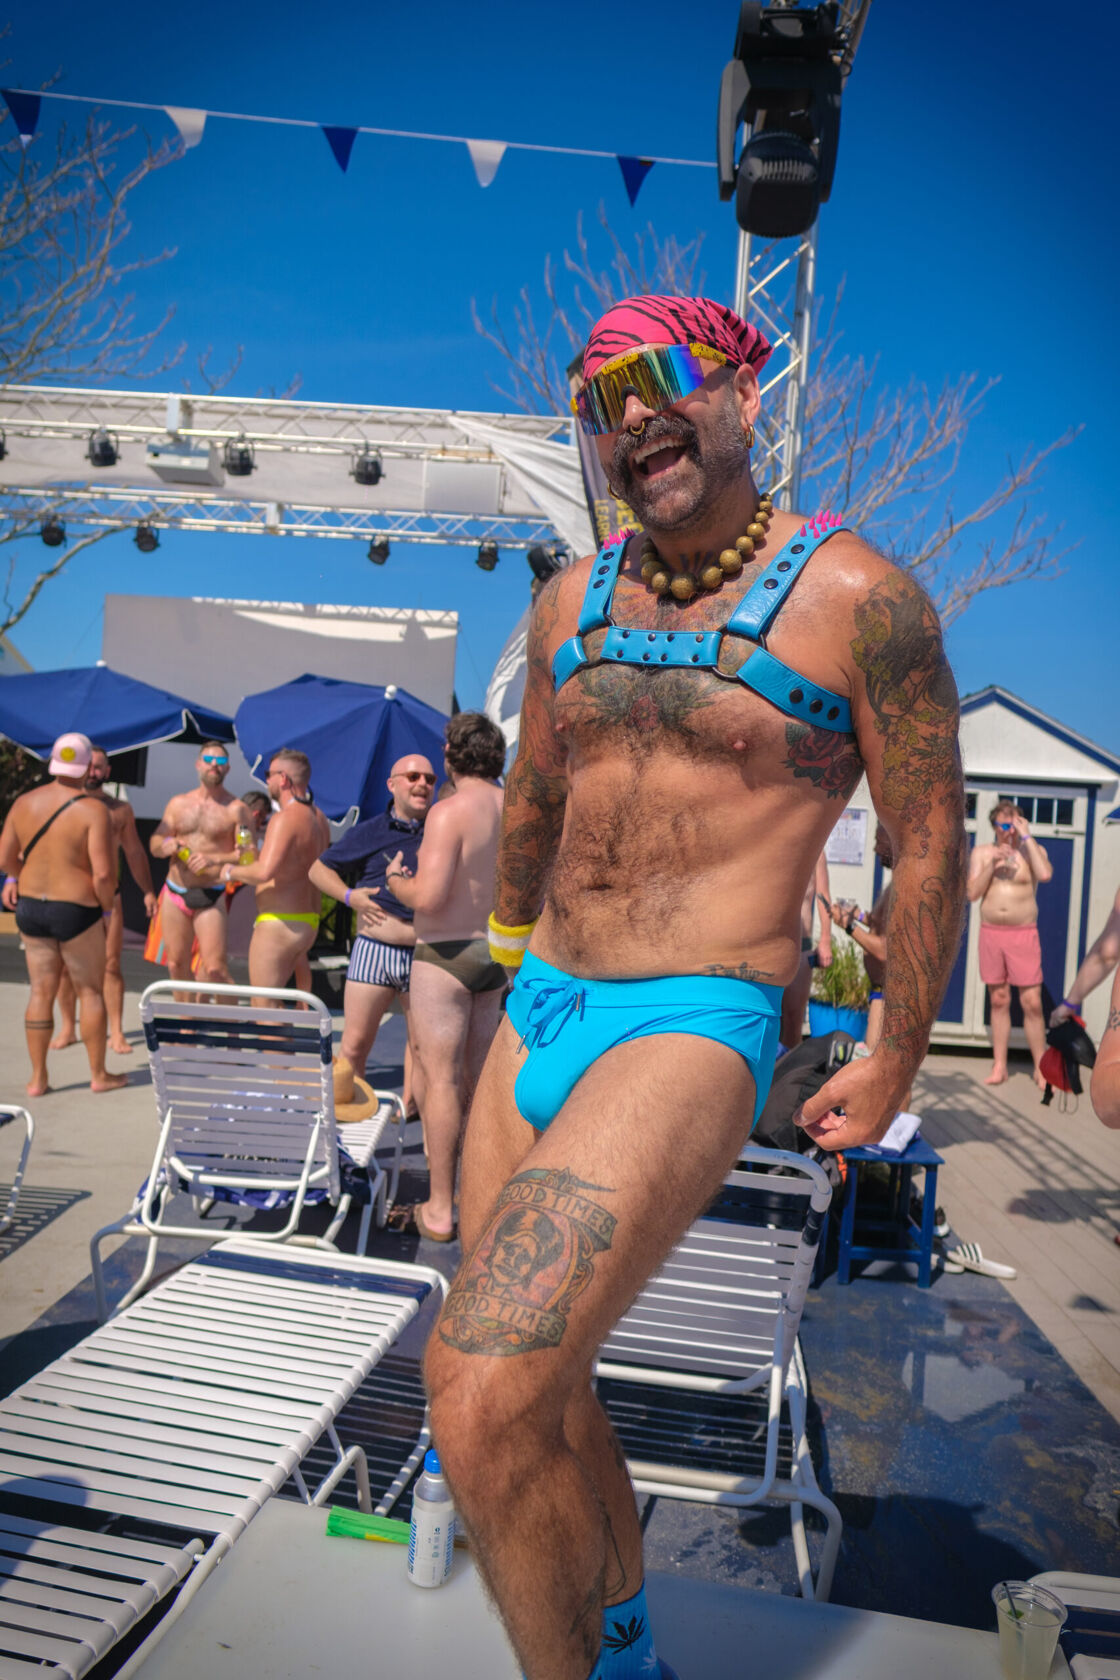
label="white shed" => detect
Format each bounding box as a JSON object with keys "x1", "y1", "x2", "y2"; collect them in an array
[{"x1": 817, "y1": 686, "x2": 1120, "y2": 1049}]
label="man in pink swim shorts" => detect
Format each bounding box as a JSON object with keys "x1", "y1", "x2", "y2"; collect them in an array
[{"x1": 967, "y1": 798, "x2": 1053, "y2": 1088}]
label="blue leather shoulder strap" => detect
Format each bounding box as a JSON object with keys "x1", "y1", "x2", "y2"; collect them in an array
[
  {"x1": 552, "y1": 537, "x2": 629, "y2": 690},
  {"x1": 736, "y1": 647, "x2": 852, "y2": 732},
  {"x1": 727, "y1": 513, "x2": 846, "y2": 642}
]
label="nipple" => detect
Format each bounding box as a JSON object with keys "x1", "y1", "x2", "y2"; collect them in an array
[{"x1": 732, "y1": 739, "x2": 747, "y2": 752}]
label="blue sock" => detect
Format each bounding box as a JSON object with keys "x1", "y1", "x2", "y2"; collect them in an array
[{"x1": 600, "y1": 1583, "x2": 657, "y2": 1679}]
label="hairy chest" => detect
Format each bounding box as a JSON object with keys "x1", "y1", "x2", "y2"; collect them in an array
[
  {"x1": 178, "y1": 799, "x2": 236, "y2": 842},
  {"x1": 553, "y1": 622, "x2": 863, "y2": 802}
]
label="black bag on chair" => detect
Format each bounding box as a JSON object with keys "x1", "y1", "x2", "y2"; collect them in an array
[{"x1": 751, "y1": 1032, "x2": 855, "y2": 1190}]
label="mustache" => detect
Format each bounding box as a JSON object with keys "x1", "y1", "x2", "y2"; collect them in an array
[{"x1": 611, "y1": 412, "x2": 698, "y2": 479}]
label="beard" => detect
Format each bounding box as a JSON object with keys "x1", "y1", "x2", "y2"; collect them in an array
[{"x1": 607, "y1": 396, "x2": 751, "y2": 534}]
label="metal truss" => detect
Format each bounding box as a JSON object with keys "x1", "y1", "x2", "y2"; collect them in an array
[
  {"x1": 0, "y1": 484, "x2": 555, "y2": 547},
  {"x1": 0, "y1": 385, "x2": 568, "y2": 460},
  {"x1": 731, "y1": 0, "x2": 871, "y2": 513}
]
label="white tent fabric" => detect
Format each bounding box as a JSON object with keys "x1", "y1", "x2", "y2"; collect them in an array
[
  {"x1": 447, "y1": 416, "x2": 595, "y2": 560},
  {"x1": 484, "y1": 604, "x2": 531, "y2": 753}
]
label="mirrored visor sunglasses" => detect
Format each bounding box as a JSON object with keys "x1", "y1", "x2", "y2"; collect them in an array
[{"x1": 571, "y1": 342, "x2": 728, "y2": 436}]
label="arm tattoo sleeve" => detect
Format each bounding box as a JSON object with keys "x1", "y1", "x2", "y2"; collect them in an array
[{"x1": 851, "y1": 573, "x2": 967, "y2": 1062}]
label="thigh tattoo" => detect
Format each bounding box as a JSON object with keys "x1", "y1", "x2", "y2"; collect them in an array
[{"x1": 441, "y1": 1166, "x2": 617, "y2": 1357}]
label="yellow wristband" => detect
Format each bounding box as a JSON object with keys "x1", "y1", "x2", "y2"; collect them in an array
[{"x1": 488, "y1": 912, "x2": 538, "y2": 969}]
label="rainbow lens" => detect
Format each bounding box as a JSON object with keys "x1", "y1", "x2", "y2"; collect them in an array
[{"x1": 572, "y1": 343, "x2": 721, "y2": 435}]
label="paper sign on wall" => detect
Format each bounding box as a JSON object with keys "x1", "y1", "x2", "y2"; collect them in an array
[{"x1": 826, "y1": 807, "x2": 868, "y2": 867}]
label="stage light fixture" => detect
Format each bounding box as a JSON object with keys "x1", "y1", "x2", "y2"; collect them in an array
[
  {"x1": 717, "y1": 3, "x2": 844, "y2": 238},
  {"x1": 223, "y1": 437, "x2": 255, "y2": 476},
  {"x1": 368, "y1": 537, "x2": 390, "y2": 565},
  {"x1": 351, "y1": 449, "x2": 384, "y2": 487},
  {"x1": 476, "y1": 539, "x2": 499, "y2": 573},
  {"x1": 87, "y1": 428, "x2": 119, "y2": 468},
  {"x1": 134, "y1": 522, "x2": 159, "y2": 554},
  {"x1": 40, "y1": 516, "x2": 66, "y2": 548},
  {"x1": 527, "y1": 543, "x2": 565, "y2": 584}
]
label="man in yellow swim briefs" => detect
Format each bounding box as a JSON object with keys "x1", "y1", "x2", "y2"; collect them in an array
[{"x1": 222, "y1": 747, "x2": 329, "y2": 991}]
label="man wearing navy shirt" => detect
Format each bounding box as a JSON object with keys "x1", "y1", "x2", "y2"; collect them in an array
[{"x1": 309, "y1": 754, "x2": 436, "y2": 1087}]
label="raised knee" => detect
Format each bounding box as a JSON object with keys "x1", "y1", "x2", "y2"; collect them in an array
[{"x1": 426, "y1": 1335, "x2": 555, "y2": 1501}]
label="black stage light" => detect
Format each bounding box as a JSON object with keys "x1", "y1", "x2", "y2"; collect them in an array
[
  {"x1": 351, "y1": 449, "x2": 384, "y2": 487},
  {"x1": 527, "y1": 543, "x2": 565, "y2": 584},
  {"x1": 40, "y1": 516, "x2": 65, "y2": 548},
  {"x1": 223, "y1": 437, "x2": 255, "y2": 476},
  {"x1": 368, "y1": 537, "x2": 390, "y2": 565},
  {"x1": 87, "y1": 428, "x2": 119, "y2": 467},
  {"x1": 717, "y1": 3, "x2": 844, "y2": 237},
  {"x1": 134, "y1": 522, "x2": 159, "y2": 554},
  {"x1": 476, "y1": 539, "x2": 499, "y2": 573}
]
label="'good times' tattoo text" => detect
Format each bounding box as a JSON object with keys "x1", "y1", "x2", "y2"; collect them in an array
[{"x1": 440, "y1": 1166, "x2": 616, "y2": 1356}]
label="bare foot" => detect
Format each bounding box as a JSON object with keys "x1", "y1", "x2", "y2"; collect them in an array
[
  {"x1": 49, "y1": 1031, "x2": 78, "y2": 1050},
  {"x1": 90, "y1": 1073, "x2": 129, "y2": 1093},
  {"x1": 983, "y1": 1067, "x2": 1008, "y2": 1086},
  {"x1": 26, "y1": 1081, "x2": 51, "y2": 1098},
  {"x1": 108, "y1": 1038, "x2": 133, "y2": 1056},
  {"x1": 1033, "y1": 1067, "x2": 1048, "y2": 1091}
]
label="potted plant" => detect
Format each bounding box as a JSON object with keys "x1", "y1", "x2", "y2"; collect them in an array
[{"x1": 808, "y1": 930, "x2": 871, "y2": 1041}]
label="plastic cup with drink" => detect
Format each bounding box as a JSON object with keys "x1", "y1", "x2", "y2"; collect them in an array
[{"x1": 991, "y1": 1580, "x2": 1066, "y2": 1680}]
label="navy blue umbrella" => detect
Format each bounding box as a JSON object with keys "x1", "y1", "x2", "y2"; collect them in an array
[
  {"x1": 234, "y1": 673, "x2": 449, "y2": 822},
  {"x1": 0, "y1": 664, "x2": 235, "y2": 757}
]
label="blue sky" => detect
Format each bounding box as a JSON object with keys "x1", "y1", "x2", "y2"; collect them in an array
[{"x1": 6, "y1": 0, "x2": 1119, "y2": 750}]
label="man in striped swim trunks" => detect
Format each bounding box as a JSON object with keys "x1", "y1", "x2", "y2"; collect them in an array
[{"x1": 309, "y1": 753, "x2": 435, "y2": 1088}]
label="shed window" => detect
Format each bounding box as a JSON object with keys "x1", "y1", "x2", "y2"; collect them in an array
[
  {"x1": 965, "y1": 792, "x2": 977, "y2": 820},
  {"x1": 1056, "y1": 798, "x2": 1074, "y2": 826},
  {"x1": 1034, "y1": 797, "x2": 1054, "y2": 825}
]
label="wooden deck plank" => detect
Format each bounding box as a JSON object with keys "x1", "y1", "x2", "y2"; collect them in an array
[{"x1": 912, "y1": 1050, "x2": 1120, "y2": 1424}]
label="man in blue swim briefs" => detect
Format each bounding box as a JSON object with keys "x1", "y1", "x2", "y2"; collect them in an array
[{"x1": 426, "y1": 294, "x2": 967, "y2": 1680}]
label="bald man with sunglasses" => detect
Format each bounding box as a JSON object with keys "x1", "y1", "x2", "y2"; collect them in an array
[
  {"x1": 309, "y1": 754, "x2": 435, "y2": 1092},
  {"x1": 425, "y1": 295, "x2": 967, "y2": 1680}
]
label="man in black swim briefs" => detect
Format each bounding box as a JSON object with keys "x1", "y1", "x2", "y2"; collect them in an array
[
  {"x1": 150, "y1": 741, "x2": 252, "y2": 985},
  {"x1": 0, "y1": 732, "x2": 128, "y2": 1097},
  {"x1": 424, "y1": 294, "x2": 967, "y2": 1680}
]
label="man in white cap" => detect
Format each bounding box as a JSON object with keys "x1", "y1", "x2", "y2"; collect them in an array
[{"x1": 0, "y1": 733, "x2": 127, "y2": 1096}]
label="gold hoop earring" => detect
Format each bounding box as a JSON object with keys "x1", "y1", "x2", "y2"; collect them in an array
[{"x1": 743, "y1": 423, "x2": 755, "y2": 450}]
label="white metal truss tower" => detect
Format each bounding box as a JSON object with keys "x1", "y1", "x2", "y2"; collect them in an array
[{"x1": 731, "y1": 0, "x2": 871, "y2": 512}]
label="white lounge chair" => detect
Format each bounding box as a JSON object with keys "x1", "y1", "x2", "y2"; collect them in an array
[
  {"x1": 0, "y1": 1106, "x2": 34, "y2": 1237},
  {"x1": 90, "y1": 981, "x2": 404, "y2": 1320},
  {"x1": 0, "y1": 1237, "x2": 445, "y2": 1678},
  {"x1": 594, "y1": 1146, "x2": 842, "y2": 1601}
]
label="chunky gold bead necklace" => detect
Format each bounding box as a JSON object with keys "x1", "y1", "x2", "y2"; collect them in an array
[{"x1": 640, "y1": 492, "x2": 774, "y2": 601}]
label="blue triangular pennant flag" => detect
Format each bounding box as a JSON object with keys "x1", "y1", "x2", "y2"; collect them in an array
[
  {"x1": 322, "y1": 125, "x2": 358, "y2": 173},
  {"x1": 617, "y1": 155, "x2": 654, "y2": 206},
  {"x1": 2, "y1": 88, "x2": 40, "y2": 147}
]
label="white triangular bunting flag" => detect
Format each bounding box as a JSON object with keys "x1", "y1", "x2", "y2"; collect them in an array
[
  {"x1": 165, "y1": 106, "x2": 207, "y2": 150},
  {"x1": 466, "y1": 139, "x2": 507, "y2": 188}
]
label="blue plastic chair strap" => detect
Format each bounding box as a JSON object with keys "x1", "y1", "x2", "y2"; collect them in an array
[
  {"x1": 736, "y1": 646, "x2": 852, "y2": 733},
  {"x1": 727, "y1": 515, "x2": 847, "y2": 642},
  {"x1": 600, "y1": 627, "x2": 723, "y2": 668}
]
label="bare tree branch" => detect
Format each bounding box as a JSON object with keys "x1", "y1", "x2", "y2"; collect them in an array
[
  {"x1": 474, "y1": 211, "x2": 1078, "y2": 625},
  {"x1": 0, "y1": 517, "x2": 115, "y2": 637}
]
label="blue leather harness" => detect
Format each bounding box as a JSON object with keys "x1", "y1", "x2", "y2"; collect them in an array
[{"x1": 551, "y1": 513, "x2": 853, "y2": 734}]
